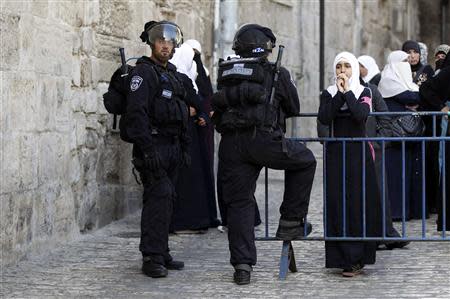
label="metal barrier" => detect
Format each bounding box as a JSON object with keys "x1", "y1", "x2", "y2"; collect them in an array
[{"x1": 256, "y1": 111, "x2": 450, "y2": 279}]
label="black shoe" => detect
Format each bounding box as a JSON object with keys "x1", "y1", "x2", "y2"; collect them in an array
[
  {"x1": 165, "y1": 260, "x2": 184, "y2": 270},
  {"x1": 276, "y1": 219, "x2": 312, "y2": 240},
  {"x1": 142, "y1": 258, "x2": 168, "y2": 278},
  {"x1": 385, "y1": 241, "x2": 410, "y2": 250},
  {"x1": 342, "y1": 264, "x2": 364, "y2": 277},
  {"x1": 233, "y1": 269, "x2": 251, "y2": 285}
]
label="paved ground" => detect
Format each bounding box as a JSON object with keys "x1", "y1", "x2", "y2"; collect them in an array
[{"x1": 1, "y1": 148, "x2": 450, "y2": 298}]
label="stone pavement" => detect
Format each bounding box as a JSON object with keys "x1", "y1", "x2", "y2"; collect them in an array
[{"x1": 1, "y1": 150, "x2": 450, "y2": 298}]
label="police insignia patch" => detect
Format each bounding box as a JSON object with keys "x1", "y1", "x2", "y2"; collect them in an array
[{"x1": 130, "y1": 76, "x2": 143, "y2": 91}]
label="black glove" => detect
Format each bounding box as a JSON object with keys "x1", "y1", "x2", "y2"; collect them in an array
[{"x1": 143, "y1": 150, "x2": 162, "y2": 173}]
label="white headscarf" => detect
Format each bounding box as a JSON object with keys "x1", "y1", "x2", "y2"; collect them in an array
[
  {"x1": 378, "y1": 50, "x2": 419, "y2": 98},
  {"x1": 358, "y1": 55, "x2": 380, "y2": 83},
  {"x1": 326, "y1": 51, "x2": 365, "y2": 99},
  {"x1": 184, "y1": 39, "x2": 210, "y2": 77},
  {"x1": 169, "y1": 43, "x2": 198, "y2": 92},
  {"x1": 185, "y1": 39, "x2": 202, "y2": 54}
]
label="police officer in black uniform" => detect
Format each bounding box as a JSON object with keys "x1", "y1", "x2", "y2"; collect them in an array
[
  {"x1": 212, "y1": 24, "x2": 317, "y2": 285},
  {"x1": 126, "y1": 20, "x2": 203, "y2": 278}
]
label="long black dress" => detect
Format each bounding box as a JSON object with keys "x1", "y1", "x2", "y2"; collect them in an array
[
  {"x1": 318, "y1": 88, "x2": 382, "y2": 270},
  {"x1": 172, "y1": 118, "x2": 211, "y2": 231},
  {"x1": 171, "y1": 74, "x2": 216, "y2": 231},
  {"x1": 419, "y1": 59, "x2": 450, "y2": 231},
  {"x1": 384, "y1": 91, "x2": 423, "y2": 220},
  {"x1": 193, "y1": 53, "x2": 221, "y2": 227}
]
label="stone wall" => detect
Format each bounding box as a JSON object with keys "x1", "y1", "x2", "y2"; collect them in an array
[
  {"x1": 0, "y1": 0, "x2": 214, "y2": 266},
  {"x1": 1, "y1": 0, "x2": 444, "y2": 267}
]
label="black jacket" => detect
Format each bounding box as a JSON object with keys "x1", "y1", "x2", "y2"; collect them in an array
[{"x1": 125, "y1": 56, "x2": 203, "y2": 155}]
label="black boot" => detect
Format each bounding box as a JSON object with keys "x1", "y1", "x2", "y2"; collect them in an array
[
  {"x1": 142, "y1": 257, "x2": 168, "y2": 278},
  {"x1": 385, "y1": 241, "x2": 410, "y2": 250},
  {"x1": 233, "y1": 264, "x2": 252, "y2": 285},
  {"x1": 165, "y1": 260, "x2": 184, "y2": 270},
  {"x1": 276, "y1": 219, "x2": 312, "y2": 240}
]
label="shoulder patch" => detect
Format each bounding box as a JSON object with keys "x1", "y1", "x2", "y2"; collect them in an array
[{"x1": 130, "y1": 76, "x2": 143, "y2": 92}]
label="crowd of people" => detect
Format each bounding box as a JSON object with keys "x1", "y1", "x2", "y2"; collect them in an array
[
  {"x1": 111, "y1": 19, "x2": 450, "y2": 284},
  {"x1": 319, "y1": 40, "x2": 450, "y2": 278}
]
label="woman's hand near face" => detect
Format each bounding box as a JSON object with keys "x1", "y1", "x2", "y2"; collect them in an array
[
  {"x1": 342, "y1": 74, "x2": 350, "y2": 92},
  {"x1": 336, "y1": 73, "x2": 346, "y2": 93}
]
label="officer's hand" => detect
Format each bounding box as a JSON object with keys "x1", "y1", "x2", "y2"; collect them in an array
[
  {"x1": 190, "y1": 107, "x2": 197, "y2": 117},
  {"x1": 197, "y1": 117, "x2": 207, "y2": 127},
  {"x1": 143, "y1": 150, "x2": 162, "y2": 172}
]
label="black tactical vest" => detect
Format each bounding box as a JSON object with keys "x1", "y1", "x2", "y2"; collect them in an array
[
  {"x1": 213, "y1": 58, "x2": 278, "y2": 133},
  {"x1": 151, "y1": 65, "x2": 189, "y2": 136}
]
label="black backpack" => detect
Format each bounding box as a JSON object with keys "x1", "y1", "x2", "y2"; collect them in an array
[{"x1": 103, "y1": 64, "x2": 135, "y2": 142}]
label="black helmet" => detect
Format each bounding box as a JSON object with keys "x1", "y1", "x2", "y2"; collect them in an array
[
  {"x1": 232, "y1": 24, "x2": 276, "y2": 57},
  {"x1": 140, "y1": 20, "x2": 183, "y2": 48}
]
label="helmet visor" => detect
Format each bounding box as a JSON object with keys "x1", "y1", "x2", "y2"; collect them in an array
[{"x1": 147, "y1": 23, "x2": 183, "y2": 48}]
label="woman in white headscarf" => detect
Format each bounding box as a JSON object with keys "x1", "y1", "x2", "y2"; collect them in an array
[
  {"x1": 379, "y1": 50, "x2": 424, "y2": 222},
  {"x1": 170, "y1": 43, "x2": 199, "y2": 92},
  {"x1": 358, "y1": 55, "x2": 381, "y2": 86},
  {"x1": 169, "y1": 42, "x2": 218, "y2": 233},
  {"x1": 318, "y1": 51, "x2": 382, "y2": 278}
]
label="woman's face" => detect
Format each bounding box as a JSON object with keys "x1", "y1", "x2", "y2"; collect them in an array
[
  {"x1": 406, "y1": 49, "x2": 420, "y2": 66},
  {"x1": 359, "y1": 63, "x2": 368, "y2": 77},
  {"x1": 336, "y1": 61, "x2": 352, "y2": 78}
]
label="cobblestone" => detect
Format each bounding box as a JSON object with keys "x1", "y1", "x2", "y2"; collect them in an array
[{"x1": 1, "y1": 153, "x2": 450, "y2": 298}]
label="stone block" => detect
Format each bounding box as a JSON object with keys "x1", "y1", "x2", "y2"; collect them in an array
[
  {"x1": 53, "y1": 185, "x2": 77, "y2": 238},
  {"x1": 0, "y1": 13, "x2": 20, "y2": 70},
  {"x1": 28, "y1": 17, "x2": 73, "y2": 77},
  {"x1": 98, "y1": 58, "x2": 120, "y2": 83},
  {"x1": 38, "y1": 133, "x2": 60, "y2": 184},
  {"x1": 0, "y1": 133, "x2": 21, "y2": 193},
  {"x1": 30, "y1": 0, "x2": 49, "y2": 18},
  {"x1": 1, "y1": 132, "x2": 38, "y2": 193},
  {"x1": 3, "y1": 71, "x2": 38, "y2": 132},
  {"x1": 97, "y1": 186, "x2": 121, "y2": 228},
  {"x1": 82, "y1": 0, "x2": 100, "y2": 26},
  {"x1": 77, "y1": 181, "x2": 99, "y2": 232},
  {"x1": 72, "y1": 32, "x2": 81, "y2": 55},
  {"x1": 97, "y1": 1, "x2": 132, "y2": 38},
  {"x1": 72, "y1": 56, "x2": 81, "y2": 87},
  {"x1": 81, "y1": 27, "x2": 94, "y2": 54},
  {"x1": 36, "y1": 75, "x2": 57, "y2": 131},
  {"x1": 49, "y1": 0, "x2": 83, "y2": 27},
  {"x1": 96, "y1": 83, "x2": 109, "y2": 115},
  {"x1": 13, "y1": 191, "x2": 34, "y2": 248},
  {"x1": 95, "y1": 33, "x2": 123, "y2": 62},
  {"x1": 33, "y1": 185, "x2": 56, "y2": 238},
  {"x1": 75, "y1": 113, "x2": 87, "y2": 147},
  {"x1": 55, "y1": 78, "x2": 72, "y2": 132},
  {"x1": 91, "y1": 56, "x2": 100, "y2": 88},
  {"x1": 83, "y1": 90, "x2": 98, "y2": 113}
]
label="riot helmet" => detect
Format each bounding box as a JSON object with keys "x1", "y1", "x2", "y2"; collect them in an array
[
  {"x1": 232, "y1": 24, "x2": 276, "y2": 57},
  {"x1": 140, "y1": 21, "x2": 183, "y2": 48}
]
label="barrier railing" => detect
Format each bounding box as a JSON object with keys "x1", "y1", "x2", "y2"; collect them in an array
[{"x1": 256, "y1": 111, "x2": 450, "y2": 279}]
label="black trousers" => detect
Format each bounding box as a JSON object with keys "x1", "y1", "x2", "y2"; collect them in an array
[
  {"x1": 136, "y1": 137, "x2": 181, "y2": 264},
  {"x1": 218, "y1": 129, "x2": 317, "y2": 266}
]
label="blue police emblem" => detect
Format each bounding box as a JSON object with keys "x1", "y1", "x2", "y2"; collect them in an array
[{"x1": 130, "y1": 76, "x2": 143, "y2": 91}]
